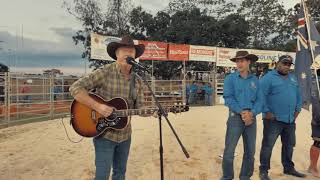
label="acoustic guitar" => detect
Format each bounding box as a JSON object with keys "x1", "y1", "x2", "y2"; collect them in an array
[{"x1": 70, "y1": 93, "x2": 189, "y2": 138}]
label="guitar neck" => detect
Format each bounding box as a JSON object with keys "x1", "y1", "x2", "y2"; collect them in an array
[{"x1": 115, "y1": 108, "x2": 171, "y2": 117}]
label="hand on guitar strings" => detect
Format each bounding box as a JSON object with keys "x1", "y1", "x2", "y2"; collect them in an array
[{"x1": 94, "y1": 103, "x2": 114, "y2": 117}]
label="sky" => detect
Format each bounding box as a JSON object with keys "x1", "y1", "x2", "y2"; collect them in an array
[{"x1": 0, "y1": 0, "x2": 300, "y2": 75}]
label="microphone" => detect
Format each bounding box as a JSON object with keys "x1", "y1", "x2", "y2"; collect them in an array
[{"x1": 126, "y1": 57, "x2": 150, "y2": 73}]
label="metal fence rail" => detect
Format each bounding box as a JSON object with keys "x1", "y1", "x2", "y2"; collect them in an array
[
  {"x1": 0, "y1": 71, "x2": 221, "y2": 128},
  {"x1": 0, "y1": 72, "x2": 78, "y2": 128},
  {"x1": 0, "y1": 73, "x2": 190, "y2": 128}
]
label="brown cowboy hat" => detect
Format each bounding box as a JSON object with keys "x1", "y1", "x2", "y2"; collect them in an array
[
  {"x1": 107, "y1": 35, "x2": 145, "y2": 60},
  {"x1": 230, "y1": 50, "x2": 258, "y2": 62}
]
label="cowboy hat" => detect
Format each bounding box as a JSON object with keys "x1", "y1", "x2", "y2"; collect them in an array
[
  {"x1": 230, "y1": 50, "x2": 258, "y2": 62},
  {"x1": 107, "y1": 35, "x2": 145, "y2": 60}
]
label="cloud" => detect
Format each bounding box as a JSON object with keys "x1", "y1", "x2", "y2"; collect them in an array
[
  {"x1": 49, "y1": 27, "x2": 77, "y2": 40},
  {"x1": 0, "y1": 29, "x2": 86, "y2": 73}
]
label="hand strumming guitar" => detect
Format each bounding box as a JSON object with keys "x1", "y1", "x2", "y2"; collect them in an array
[
  {"x1": 74, "y1": 90, "x2": 114, "y2": 118},
  {"x1": 94, "y1": 103, "x2": 114, "y2": 117}
]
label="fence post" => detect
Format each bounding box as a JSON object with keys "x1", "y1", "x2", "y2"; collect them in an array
[
  {"x1": 4, "y1": 73, "x2": 8, "y2": 127},
  {"x1": 212, "y1": 69, "x2": 216, "y2": 106},
  {"x1": 182, "y1": 78, "x2": 186, "y2": 105},
  {"x1": 61, "y1": 77, "x2": 64, "y2": 101},
  {"x1": 16, "y1": 74, "x2": 20, "y2": 120},
  {"x1": 49, "y1": 74, "x2": 54, "y2": 120},
  {"x1": 42, "y1": 77, "x2": 45, "y2": 101},
  {"x1": 151, "y1": 77, "x2": 155, "y2": 106},
  {"x1": 6, "y1": 72, "x2": 11, "y2": 127}
]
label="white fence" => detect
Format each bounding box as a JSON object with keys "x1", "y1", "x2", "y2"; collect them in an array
[
  {"x1": 0, "y1": 71, "x2": 223, "y2": 128},
  {"x1": 0, "y1": 72, "x2": 78, "y2": 128}
]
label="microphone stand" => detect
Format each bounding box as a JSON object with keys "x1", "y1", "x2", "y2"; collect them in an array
[{"x1": 132, "y1": 65, "x2": 190, "y2": 180}]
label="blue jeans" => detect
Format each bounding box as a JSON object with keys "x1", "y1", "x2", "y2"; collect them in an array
[
  {"x1": 93, "y1": 137, "x2": 131, "y2": 180},
  {"x1": 24, "y1": 95, "x2": 31, "y2": 103},
  {"x1": 205, "y1": 94, "x2": 213, "y2": 106},
  {"x1": 259, "y1": 119, "x2": 296, "y2": 173},
  {"x1": 221, "y1": 112, "x2": 257, "y2": 180},
  {"x1": 188, "y1": 93, "x2": 196, "y2": 104}
]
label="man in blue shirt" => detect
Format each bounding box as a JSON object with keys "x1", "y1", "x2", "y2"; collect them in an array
[
  {"x1": 188, "y1": 81, "x2": 198, "y2": 104},
  {"x1": 204, "y1": 83, "x2": 214, "y2": 106},
  {"x1": 186, "y1": 82, "x2": 191, "y2": 104},
  {"x1": 259, "y1": 55, "x2": 305, "y2": 180},
  {"x1": 221, "y1": 51, "x2": 263, "y2": 180}
]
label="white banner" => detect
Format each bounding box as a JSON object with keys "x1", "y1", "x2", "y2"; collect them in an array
[
  {"x1": 90, "y1": 33, "x2": 295, "y2": 65},
  {"x1": 216, "y1": 48, "x2": 238, "y2": 67},
  {"x1": 248, "y1": 49, "x2": 281, "y2": 63},
  {"x1": 90, "y1": 33, "x2": 139, "y2": 61},
  {"x1": 217, "y1": 48, "x2": 296, "y2": 68},
  {"x1": 189, "y1": 45, "x2": 217, "y2": 62}
]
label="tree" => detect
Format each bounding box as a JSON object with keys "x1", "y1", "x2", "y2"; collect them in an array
[
  {"x1": 217, "y1": 14, "x2": 250, "y2": 48},
  {"x1": 131, "y1": 7, "x2": 250, "y2": 77},
  {"x1": 43, "y1": 69, "x2": 63, "y2": 77},
  {"x1": 65, "y1": 1, "x2": 251, "y2": 79},
  {"x1": 129, "y1": 6, "x2": 154, "y2": 40},
  {"x1": 276, "y1": 2, "x2": 320, "y2": 52},
  {"x1": 306, "y1": 0, "x2": 320, "y2": 21},
  {"x1": 107, "y1": 0, "x2": 133, "y2": 36},
  {"x1": 168, "y1": 0, "x2": 236, "y2": 18},
  {"x1": 238, "y1": 0, "x2": 288, "y2": 49},
  {"x1": 63, "y1": 0, "x2": 133, "y2": 70}
]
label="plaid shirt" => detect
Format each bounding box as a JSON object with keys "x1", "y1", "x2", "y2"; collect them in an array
[{"x1": 69, "y1": 62, "x2": 145, "y2": 142}]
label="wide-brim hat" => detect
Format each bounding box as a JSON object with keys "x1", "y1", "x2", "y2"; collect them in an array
[
  {"x1": 230, "y1": 50, "x2": 258, "y2": 63},
  {"x1": 107, "y1": 35, "x2": 145, "y2": 60}
]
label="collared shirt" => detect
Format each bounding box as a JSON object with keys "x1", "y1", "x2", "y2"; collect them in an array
[
  {"x1": 69, "y1": 63, "x2": 145, "y2": 142},
  {"x1": 260, "y1": 70, "x2": 302, "y2": 124},
  {"x1": 203, "y1": 85, "x2": 214, "y2": 95},
  {"x1": 190, "y1": 84, "x2": 198, "y2": 93},
  {"x1": 223, "y1": 71, "x2": 262, "y2": 116}
]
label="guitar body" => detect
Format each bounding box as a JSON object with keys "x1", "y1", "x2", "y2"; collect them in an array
[{"x1": 70, "y1": 93, "x2": 129, "y2": 138}]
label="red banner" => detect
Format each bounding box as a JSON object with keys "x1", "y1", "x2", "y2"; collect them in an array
[
  {"x1": 138, "y1": 40, "x2": 168, "y2": 60},
  {"x1": 168, "y1": 44, "x2": 190, "y2": 61}
]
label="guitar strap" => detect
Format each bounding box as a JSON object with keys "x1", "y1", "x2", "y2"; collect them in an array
[{"x1": 129, "y1": 71, "x2": 137, "y2": 109}]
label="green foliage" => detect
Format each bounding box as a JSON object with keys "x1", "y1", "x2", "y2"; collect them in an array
[{"x1": 64, "y1": 0, "x2": 320, "y2": 79}]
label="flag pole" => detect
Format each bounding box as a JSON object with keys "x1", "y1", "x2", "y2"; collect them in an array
[{"x1": 301, "y1": 0, "x2": 320, "y2": 99}]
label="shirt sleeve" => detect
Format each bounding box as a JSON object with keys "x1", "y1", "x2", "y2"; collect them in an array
[
  {"x1": 223, "y1": 75, "x2": 242, "y2": 113},
  {"x1": 295, "y1": 79, "x2": 303, "y2": 112},
  {"x1": 69, "y1": 67, "x2": 106, "y2": 97},
  {"x1": 251, "y1": 79, "x2": 263, "y2": 116},
  {"x1": 259, "y1": 75, "x2": 271, "y2": 113}
]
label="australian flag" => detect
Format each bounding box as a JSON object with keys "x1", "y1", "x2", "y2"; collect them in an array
[
  {"x1": 294, "y1": 4, "x2": 320, "y2": 124},
  {"x1": 294, "y1": 5, "x2": 313, "y2": 110}
]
